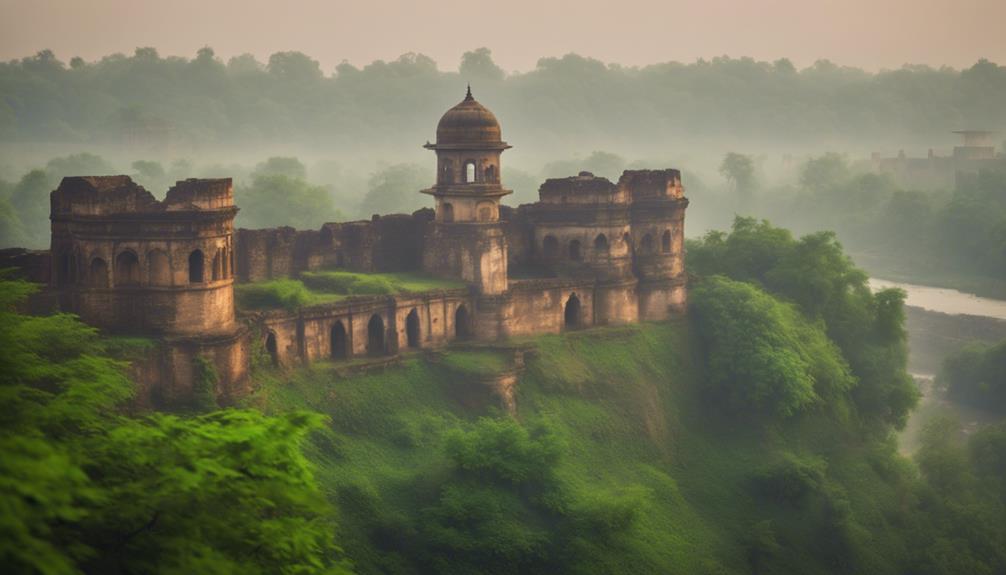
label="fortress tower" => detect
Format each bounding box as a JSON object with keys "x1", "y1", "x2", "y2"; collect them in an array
[
  {"x1": 50, "y1": 176, "x2": 238, "y2": 335},
  {"x1": 421, "y1": 87, "x2": 510, "y2": 297},
  {"x1": 49, "y1": 176, "x2": 247, "y2": 402}
]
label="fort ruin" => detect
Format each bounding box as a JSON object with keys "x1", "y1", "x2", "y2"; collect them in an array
[{"x1": 12, "y1": 89, "x2": 689, "y2": 404}]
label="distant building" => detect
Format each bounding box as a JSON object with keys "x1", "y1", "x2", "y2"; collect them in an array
[{"x1": 872, "y1": 131, "x2": 1004, "y2": 190}]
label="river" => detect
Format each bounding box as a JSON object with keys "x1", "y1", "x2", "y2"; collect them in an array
[{"x1": 868, "y1": 278, "x2": 1006, "y2": 453}]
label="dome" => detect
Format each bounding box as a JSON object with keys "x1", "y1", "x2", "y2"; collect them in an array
[{"x1": 435, "y1": 86, "x2": 503, "y2": 145}]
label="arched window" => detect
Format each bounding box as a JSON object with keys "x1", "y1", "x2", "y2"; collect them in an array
[
  {"x1": 265, "y1": 332, "x2": 278, "y2": 366},
  {"x1": 148, "y1": 249, "x2": 170, "y2": 285},
  {"x1": 564, "y1": 293, "x2": 581, "y2": 329},
  {"x1": 485, "y1": 164, "x2": 496, "y2": 183},
  {"x1": 442, "y1": 203, "x2": 455, "y2": 223},
  {"x1": 641, "y1": 234, "x2": 654, "y2": 254},
  {"x1": 406, "y1": 309, "x2": 420, "y2": 348},
  {"x1": 465, "y1": 161, "x2": 476, "y2": 183},
  {"x1": 212, "y1": 250, "x2": 223, "y2": 281},
  {"x1": 89, "y1": 257, "x2": 109, "y2": 288},
  {"x1": 594, "y1": 234, "x2": 609, "y2": 254},
  {"x1": 115, "y1": 251, "x2": 140, "y2": 286},
  {"x1": 367, "y1": 314, "x2": 385, "y2": 356},
  {"x1": 441, "y1": 159, "x2": 453, "y2": 183},
  {"x1": 189, "y1": 250, "x2": 204, "y2": 283},
  {"x1": 662, "y1": 230, "x2": 672, "y2": 253},
  {"x1": 543, "y1": 235, "x2": 559, "y2": 259},
  {"x1": 330, "y1": 321, "x2": 348, "y2": 360},
  {"x1": 455, "y1": 305, "x2": 471, "y2": 339},
  {"x1": 569, "y1": 239, "x2": 582, "y2": 261}
]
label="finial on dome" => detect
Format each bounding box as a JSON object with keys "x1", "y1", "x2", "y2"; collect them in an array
[{"x1": 465, "y1": 84, "x2": 473, "y2": 101}]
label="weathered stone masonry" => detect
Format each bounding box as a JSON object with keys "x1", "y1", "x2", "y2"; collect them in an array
[{"x1": 11, "y1": 89, "x2": 688, "y2": 404}]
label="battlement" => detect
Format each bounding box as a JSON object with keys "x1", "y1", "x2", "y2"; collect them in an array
[
  {"x1": 617, "y1": 169, "x2": 684, "y2": 200},
  {"x1": 51, "y1": 176, "x2": 234, "y2": 217},
  {"x1": 538, "y1": 172, "x2": 628, "y2": 205}
]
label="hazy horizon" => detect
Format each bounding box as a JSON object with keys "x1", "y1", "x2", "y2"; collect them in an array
[{"x1": 1, "y1": 0, "x2": 1004, "y2": 73}]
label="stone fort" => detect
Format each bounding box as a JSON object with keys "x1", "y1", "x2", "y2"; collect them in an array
[{"x1": 18, "y1": 89, "x2": 688, "y2": 404}]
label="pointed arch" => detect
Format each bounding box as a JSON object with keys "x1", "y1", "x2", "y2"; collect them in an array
[
  {"x1": 88, "y1": 257, "x2": 109, "y2": 288},
  {"x1": 367, "y1": 314, "x2": 385, "y2": 356},
  {"x1": 115, "y1": 250, "x2": 140, "y2": 286},
  {"x1": 564, "y1": 293, "x2": 582, "y2": 329},
  {"x1": 662, "y1": 229, "x2": 672, "y2": 253},
  {"x1": 594, "y1": 233, "x2": 609, "y2": 254},
  {"x1": 569, "y1": 239, "x2": 582, "y2": 261},
  {"x1": 455, "y1": 304, "x2": 471, "y2": 339},
  {"x1": 641, "y1": 234, "x2": 654, "y2": 254},
  {"x1": 188, "y1": 250, "x2": 204, "y2": 283},
  {"x1": 265, "y1": 332, "x2": 278, "y2": 366},
  {"x1": 330, "y1": 321, "x2": 348, "y2": 360},
  {"x1": 406, "y1": 308, "x2": 421, "y2": 348}
]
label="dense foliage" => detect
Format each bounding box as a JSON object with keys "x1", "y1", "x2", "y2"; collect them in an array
[
  {"x1": 2, "y1": 48, "x2": 1004, "y2": 148},
  {"x1": 939, "y1": 339, "x2": 1006, "y2": 413},
  {"x1": 0, "y1": 276, "x2": 351, "y2": 574},
  {"x1": 688, "y1": 217, "x2": 917, "y2": 429}
]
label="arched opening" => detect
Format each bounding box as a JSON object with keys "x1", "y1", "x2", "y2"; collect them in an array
[
  {"x1": 442, "y1": 203, "x2": 454, "y2": 223},
  {"x1": 88, "y1": 257, "x2": 109, "y2": 288},
  {"x1": 465, "y1": 161, "x2": 476, "y2": 183},
  {"x1": 641, "y1": 234, "x2": 654, "y2": 255},
  {"x1": 543, "y1": 235, "x2": 559, "y2": 259},
  {"x1": 115, "y1": 251, "x2": 140, "y2": 286},
  {"x1": 265, "y1": 332, "x2": 278, "y2": 366},
  {"x1": 485, "y1": 164, "x2": 496, "y2": 183},
  {"x1": 367, "y1": 314, "x2": 385, "y2": 356},
  {"x1": 406, "y1": 309, "x2": 421, "y2": 348},
  {"x1": 455, "y1": 304, "x2": 471, "y2": 339},
  {"x1": 188, "y1": 250, "x2": 204, "y2": 283},
  {"x1": 569, "y1": 239, "x2": 582, "y2": 261},
  {"x1": 148, "y1": 249, "x2": 170, "y2": 285},
  {"x1": 212, "y1": 250, "x2": 223, "y2": 281},
  {"x1": 564, "y1": 293, "x2": 582, "y2": 329},
  {"x1": 441, "y1": 159, "x2": 453, "y2": 183},
  {"x1": 662, "y1": 230, "x2": 672, "y2": 253},
  {"x1": 594, "y1": 234, "x2": 609, "y2": 254},
  {"x1": 330, "y1": 321, "x2": 348, "y2": 360}
]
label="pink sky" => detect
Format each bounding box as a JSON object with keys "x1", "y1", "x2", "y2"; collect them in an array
[{"x1": 1, "y1": 0, "x2": 1003, "y2": 72}]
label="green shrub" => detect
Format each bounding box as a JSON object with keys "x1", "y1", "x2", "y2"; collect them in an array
[
  {"x1": 752, "y1": 452, "x2": 828, "y2": 504},
  {"x1": 235, "y1": 279, "x2": 313, "y2": 310}
]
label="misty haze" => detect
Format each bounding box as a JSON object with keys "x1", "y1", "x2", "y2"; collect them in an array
[{"x1": 1, "y1": 1, "x2": 1005, "y2": 574}]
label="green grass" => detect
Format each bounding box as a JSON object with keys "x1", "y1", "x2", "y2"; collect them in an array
[
  {"x1": 237, "y1": 271, "x2": 466, "y2": 311},
  {"x1": 439, "y1": 350, "x2": 510, "y2": 376},
  {"x1": 300, "y1": 270, "x2": 465, "y2": 295},
  {"x1": 235, "y1": 278, "x2": 345, "y2": 311}
]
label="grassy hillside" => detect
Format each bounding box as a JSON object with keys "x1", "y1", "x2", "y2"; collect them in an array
[{"x1": 246, "y1": 321, "x2": 921, "y2": 574}]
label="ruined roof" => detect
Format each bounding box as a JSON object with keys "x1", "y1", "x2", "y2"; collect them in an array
[
  {"x1": 434, "y1": 86, "x2": 504, "y2": 146},
  {"x1": 538, "y1": 172, "x2": 625, "y2": 205},
  {"x1": 51, "y1": 175, "x2": 234, "y2": 217}
]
